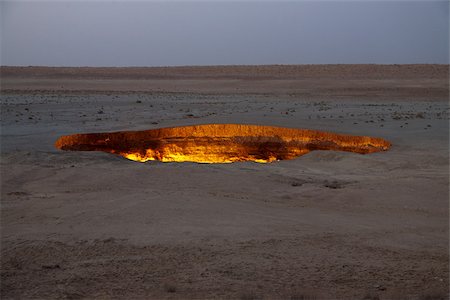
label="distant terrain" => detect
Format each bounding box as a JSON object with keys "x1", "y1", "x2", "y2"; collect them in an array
[{"x1": 2, "y1": 65, "x2": 448, "y2": 99}]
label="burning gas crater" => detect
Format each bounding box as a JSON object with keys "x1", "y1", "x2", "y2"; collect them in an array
[{"x1": 55, "y1": 124, "x2": 391, "y2": 163}]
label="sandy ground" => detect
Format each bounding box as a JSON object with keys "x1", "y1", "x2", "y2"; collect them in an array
[{"x1": 1, "y1": 65, "x2": 449, "y2": 299}]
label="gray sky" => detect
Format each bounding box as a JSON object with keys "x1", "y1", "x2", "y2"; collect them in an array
[{"x1": 1, "y1": 1, "x2": 449, "y2": 66}]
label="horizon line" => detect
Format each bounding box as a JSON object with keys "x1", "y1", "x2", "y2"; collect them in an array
[{"x1": 2, "y1": 63, "x2": 449, "y2": 68}]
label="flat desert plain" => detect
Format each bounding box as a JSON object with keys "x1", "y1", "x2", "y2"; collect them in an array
[{"x1": 1, "y1": 65, "x2": 449, "y2": 299}]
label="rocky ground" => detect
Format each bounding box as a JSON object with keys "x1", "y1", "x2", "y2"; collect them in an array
[{"x1": 1, "y1": 65, "x2": 448, "y2": 299}]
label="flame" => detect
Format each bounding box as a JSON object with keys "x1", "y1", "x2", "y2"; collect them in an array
[{"x1": 55, "y1": 124, "x2": 391, "y2": 163}]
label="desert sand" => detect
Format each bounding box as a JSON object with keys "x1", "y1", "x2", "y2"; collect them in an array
[{"x1": 1, "y1": 65, "x2": 449, "y2": 299}]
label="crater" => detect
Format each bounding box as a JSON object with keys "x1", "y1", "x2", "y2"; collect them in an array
[{"x1": 55, "y1": 124, "x2": 391, "y2": 163}]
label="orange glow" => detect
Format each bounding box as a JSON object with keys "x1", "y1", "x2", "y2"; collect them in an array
[{"x1": 55, "y1": 124, "x2": 391, "y2": 163}]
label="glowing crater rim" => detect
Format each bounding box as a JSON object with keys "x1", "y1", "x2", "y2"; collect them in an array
[{"x1": 55, "y1": 124, "x2": 391, "y2": 163}]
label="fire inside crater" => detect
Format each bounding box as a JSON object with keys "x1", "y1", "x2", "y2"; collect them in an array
[{"x1": 55, "y1": 124, "x2": 391, "y2": 163}]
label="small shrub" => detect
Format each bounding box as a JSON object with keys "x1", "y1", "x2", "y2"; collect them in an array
[{"x1": 163, "y1": 283, "x2": 176, "y2": 293}]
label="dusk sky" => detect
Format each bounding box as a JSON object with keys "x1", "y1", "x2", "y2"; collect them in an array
[{"x1": 1, "y1": 1, "x2": 449, "y2": 66}]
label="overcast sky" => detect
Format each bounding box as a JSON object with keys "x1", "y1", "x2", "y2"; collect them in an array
[{"x1": 1, "y1": 1, "x2": 448, "y2": 66}]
